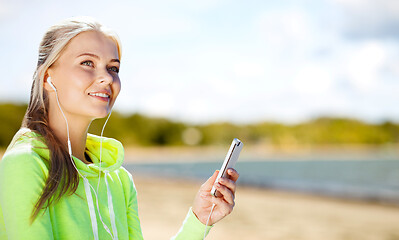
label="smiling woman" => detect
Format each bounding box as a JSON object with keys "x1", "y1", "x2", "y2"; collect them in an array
[
  {"x1": 0, "y1": 16, "x2": 240, "y2": 240},
  {"x1": 46, "y1": 30, "x2": 121, "y2": 122}
]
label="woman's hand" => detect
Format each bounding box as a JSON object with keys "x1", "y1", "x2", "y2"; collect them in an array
[{"x1": 192, "y1": 168, "x2": 239, "y2": 225}]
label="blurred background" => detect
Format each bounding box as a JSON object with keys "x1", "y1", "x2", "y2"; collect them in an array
[{"x1": 1, "y1": 0, "x2": 399, "y2": 239}]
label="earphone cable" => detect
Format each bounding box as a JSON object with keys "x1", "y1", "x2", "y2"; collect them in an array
[
  {"x1": 54, "y1": 89, "x2": 116, "y2": 239},
  {"x1": 203, "y1": 203, "x2": 215, "y2": 240},
  {"x1": 96, "y1": 109, "x2": 113, "y2": 194}
]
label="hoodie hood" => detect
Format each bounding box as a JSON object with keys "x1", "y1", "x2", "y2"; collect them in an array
[
  {"x1": 8, "y1": 128, "x2": 124, "y2": 178},
  {"x1": 6, "y1": 128, "x2": 124, "y2": 239},
  {"x1": 76, "y1": 133, "x2": 124, "y2": 177}
]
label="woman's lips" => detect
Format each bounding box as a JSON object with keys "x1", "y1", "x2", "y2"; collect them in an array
[{"x1": 88, "y1": 92, "x2": 110, "y2": 102}]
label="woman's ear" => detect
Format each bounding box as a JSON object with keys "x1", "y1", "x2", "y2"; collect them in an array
[
  {"x1": 47, "y1": 77, "x2": 57, "y2": 91},
  {"x1": 43, "y1": 73, "x2": 56, "y2": 92}
]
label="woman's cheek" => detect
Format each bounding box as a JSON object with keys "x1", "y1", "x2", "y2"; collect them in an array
[
  {"x1": 73, "y1": 66, "x2": 95, "y2": 84},
  {"x1": 112, "y1": 77, "x2": 121, "y2": 98}
]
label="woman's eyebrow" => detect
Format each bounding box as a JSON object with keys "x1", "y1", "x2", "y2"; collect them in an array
[{"x1": 77, "y1": 53, "x2": 120, "y2": 63}]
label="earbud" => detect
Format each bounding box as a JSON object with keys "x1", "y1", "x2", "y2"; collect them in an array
[{"x1": 47, "y1": 77, "x2": 57, "y2": 91}]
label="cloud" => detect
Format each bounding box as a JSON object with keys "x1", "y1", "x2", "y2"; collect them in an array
[
  {"x1": 118, "y1": 10, "x2": 197, "y2": 38},
  {"x1": 343, "y1": 41, "x2": 387, "y2": 91},
  {"x1": 233, "y1": 60, "x2": 266, "y2": 79},
  {"x1": 0, "y1": 72, "x2": 31, "y2": 103},
  {"x1": 331, "y1": 0, "x2": 399, "y2": 39},
  {"x1": 107, "y1": 1, "x2": 399, "y2": 123},
  {"x1": 141, "y1": 92, "x2": 177, "y2": 117},
  {"x1": 0, "y1": 1, "x2": 15, "y2": 22},
  {"x1": 256, "y1": 8, "x2": 315, "y2": 53},
  {"x1": 292, "y1": 64, "x2": 333, "y2": 95},
  {"x1": 157, "y1": 0, "x2": 227, "y2": 11}
]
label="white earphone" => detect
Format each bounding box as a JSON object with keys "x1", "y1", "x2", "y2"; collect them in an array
[{"x1": 47, "y1": 77, "x2": 57, "y2": 91}]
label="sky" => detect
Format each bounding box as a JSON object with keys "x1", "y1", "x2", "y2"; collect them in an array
[{"x1": 0, "y1": 0, "x2": 398, "y2": 124}]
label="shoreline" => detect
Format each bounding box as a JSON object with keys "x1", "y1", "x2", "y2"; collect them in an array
[
  {"x1": 1, "y1": 144, "x2": 399, "y2": 163},
  {"x1": 124, "y1": 144, "x2": 399, "y2": 163}
]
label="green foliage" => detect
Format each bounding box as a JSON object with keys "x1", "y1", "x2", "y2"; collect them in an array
[
  {"x1": 294, "y1": 117, "x2": 395, "y2": 144},
  {"x1": 89, "y1": 113, "x2": 186, "y2": 146},
  {"x1": 1, "y1": 103, "x2": 399, "y2": 147},
  {"x1": 0, "y1": 103, "x2": 27, "y2": 147},
  {"x1": 198, "y1": 122, "x2": 243, "y2": 145}
]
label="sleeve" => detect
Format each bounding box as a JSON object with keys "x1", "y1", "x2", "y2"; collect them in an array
[
  {"x1": 125, "y1": 172, "x2": 144, "y2": 240},
  {"x1": 0, "y1": 150, "x2": 54, "y2": 240},
  {"x1": 170, "y1": 207, "x2": 213, "y2": 240}
]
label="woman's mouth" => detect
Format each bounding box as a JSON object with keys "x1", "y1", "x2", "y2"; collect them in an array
[{"x1": 88, "y1": 92, "x2": 110, "y2": 102}]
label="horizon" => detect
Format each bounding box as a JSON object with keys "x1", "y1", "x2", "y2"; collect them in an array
[{"x1": 0, "y1": 101, "x2": 398, "y2": 125}]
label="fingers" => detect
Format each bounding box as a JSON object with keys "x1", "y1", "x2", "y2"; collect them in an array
[
  {"x1": 194, "y1": 168, "x2": 239, "y2": 225},
  {"x1": 213, "y1": 168, "x2": 239, "y2": 202},
  {"x1": 200, "y1": 191, "x2": 234, "y2": 214},
  {"x1": 217, "y1": 168, "x2": 239, "y2": 196},
  {"x1": 206, "y1": 192, "x2": 235, "y2": 216},
  {"x1": 226, "y1": 168, "x2": 239, "y2": 182},
  {"x1": 218, "y1": 177, "x2": 236, "y2": 194},
  {"x1": 214, "y1": 181, "x2": 235, "y2": 205},
  {"x1": 200, "y1": 168, "x2": 239, "y2": 205}
]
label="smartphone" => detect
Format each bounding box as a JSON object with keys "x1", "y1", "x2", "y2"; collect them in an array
[{"x1": 211, "y1": 138, "x2": 243, "y2": 197}]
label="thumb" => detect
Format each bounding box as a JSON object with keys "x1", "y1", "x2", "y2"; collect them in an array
[{"x1": 202, "y1": 170, "x2": 219, "y2": 191}]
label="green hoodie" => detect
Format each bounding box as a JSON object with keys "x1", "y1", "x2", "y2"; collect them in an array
[{"x1": 0, "y1": 128, "x2": 211, "y2": 239}]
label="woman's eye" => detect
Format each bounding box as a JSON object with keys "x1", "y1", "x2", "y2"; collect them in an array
[
  {"x1": 81, "y1": 61, "x2": 94, "y2": 67},
  {"x1": 108, "y1": 66, "x2": 119, "y2": 73}
]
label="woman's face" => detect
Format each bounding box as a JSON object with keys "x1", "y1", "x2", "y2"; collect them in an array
[{"x1": 46, "y1": 30, "x2": 121, "y2": 120}]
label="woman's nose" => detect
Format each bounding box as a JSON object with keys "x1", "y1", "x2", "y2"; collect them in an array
[{"x1": 97, "y1": 69, "x2": 113, "y2": 85}]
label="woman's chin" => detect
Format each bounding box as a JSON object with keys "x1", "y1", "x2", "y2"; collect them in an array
[
  {"x1": 84, "y1": 104, "x2": 113, "y2": 120},
  {"x1": 94, "y1": 108, "x2": 112, "y2": 119}
]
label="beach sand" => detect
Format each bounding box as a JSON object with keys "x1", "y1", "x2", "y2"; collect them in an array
[{"x1": 133, "y1": 174, "x2": 399, "y2": 240}]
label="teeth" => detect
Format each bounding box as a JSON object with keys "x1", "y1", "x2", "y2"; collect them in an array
[{"x1": 89, "y1": 93, "x2": 110, "y2": 98}]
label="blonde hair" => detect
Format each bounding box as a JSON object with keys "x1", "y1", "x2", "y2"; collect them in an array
[{"x1": 22, "y1": 16, "x2": 122, "y2": 223}]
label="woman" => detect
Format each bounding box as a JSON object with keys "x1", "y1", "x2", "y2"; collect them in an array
[{"x1": 0, "y1": 17, "x2": 239, "y2": 239}]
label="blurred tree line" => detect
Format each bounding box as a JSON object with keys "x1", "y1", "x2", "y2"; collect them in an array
[{"x1": 1, "y1": 103, "x2": 399, "y2": 148}]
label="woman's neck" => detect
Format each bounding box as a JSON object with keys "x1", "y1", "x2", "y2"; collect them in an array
[{"x1": 48, "y1": 108, "x2": 92, "y2": 163}]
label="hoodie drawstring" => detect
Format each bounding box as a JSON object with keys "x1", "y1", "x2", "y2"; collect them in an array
[
  {"x1": 83, "y1": 174, "x2": 119, "y2": 240},
  {"x1": 83, "y1": 176, "x2": 99, "y2": 240},
  {"x1": 104, "y1": 171, "x2": 118, "y2": 240}
]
